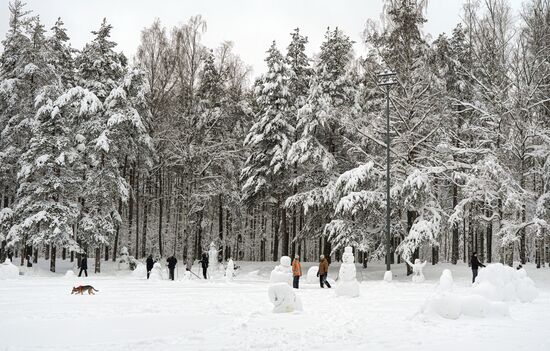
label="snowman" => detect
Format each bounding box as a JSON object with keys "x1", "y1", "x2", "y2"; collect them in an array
[
  {"x1": 269, "y1": 256, "x2": 293, "y2": 286},
  {"x1": 336, "y1": 247, "x2": 360, "y2": 297},
  {"x1": 225, "y1": 258, "x2": 235, "y2": 282},
  {"x1": 406, "y1": 258, "x2": 427, "y2": 283}
]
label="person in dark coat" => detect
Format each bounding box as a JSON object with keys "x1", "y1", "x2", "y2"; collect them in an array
[
  {"x1": 79, "y1": 254, "x2": 88, "y2": 277},
  {"x1": 146, "y1": 254, "x2": 154, "y2": 279},
  {"x1": 470, "y1": 252, "x2": 486, "y2": 283},
  {"x1": 199, "y1": 252, "x2": 209, "y2": 279},
  {"x1": 166, "y1": 255, "x2": 177, "y2": 281}
]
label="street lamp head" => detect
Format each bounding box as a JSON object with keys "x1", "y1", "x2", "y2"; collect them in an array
[{"x1": 377, "y1": 70, "x2": 397, "y2": 87}]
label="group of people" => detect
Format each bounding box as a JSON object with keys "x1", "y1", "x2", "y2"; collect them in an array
[
  {"x1": 146, "y1": 254, "x2": 178, "y2": 280},
  {"x1": 291, "y1": 254, "x2": 332, "y2": 289}
]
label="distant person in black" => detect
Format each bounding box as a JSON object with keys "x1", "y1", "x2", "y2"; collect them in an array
[
  {"x1": 199, "y1": 252, "x2": 209, "y2": 279},
  {"x1": 79, "y1": 254, "x2": 88, "y2": 277},
  {"x1": 166, "y1": 255, "x2": 177, "y2": 280},
  {"x1": 146, "y1": 254, "x2": 154, "y2": 279},
  {"x1": 470, "y1": 252, "x2": 486, "y2": 283}
]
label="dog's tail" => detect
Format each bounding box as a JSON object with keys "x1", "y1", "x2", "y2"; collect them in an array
[{"x1": 92, "y1": 288, "x2": 99, "y2": 292}]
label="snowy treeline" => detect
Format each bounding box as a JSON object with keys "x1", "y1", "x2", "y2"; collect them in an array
[{"x1": 0, "y1": 0, "x2": 549, "y2": 272}]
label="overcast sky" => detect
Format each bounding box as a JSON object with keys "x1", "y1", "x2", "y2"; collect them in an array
[{"x1": 0, "y1": 0, "x2": 524, "y2": 75}]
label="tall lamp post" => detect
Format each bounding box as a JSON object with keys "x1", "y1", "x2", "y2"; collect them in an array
[{"x1": 377, "y1": 70, "x2": 396, "y2": 274}]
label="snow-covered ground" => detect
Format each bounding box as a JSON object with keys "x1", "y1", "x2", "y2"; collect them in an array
[{"x1": 1, "y1": 259, "x2": 550, "y2": 351}]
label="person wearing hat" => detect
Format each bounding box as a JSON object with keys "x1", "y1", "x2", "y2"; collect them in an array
[
  {"x1": 318, "y1": 254, "x2": 331, "y2": 288},
  {"x1": 292, "y1": 254, "x2": 302, "y2": 289}
]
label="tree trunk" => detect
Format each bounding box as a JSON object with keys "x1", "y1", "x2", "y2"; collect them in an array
[
  {"x1": 451, "y1": 183, "x2": 459, "y2": 264},
  {"x1": 157, "y1": 170, "x2": 164, "y2": 258},
  {"x1": 272, "y1": 205, "x2": 279, "y2": 261},
  {"x1": 141, "y1": 176, "x2": 148, "y2": 258},
  {"x1": 406, "y1": 210, "x2": 418, "y2": 275},
  {"x1": 135, "y1": 166, "x2": 140, "y2": 259},
  {"x1": 50, "y1": 245, "x2": 56, "y2": 273},
  {"x1": 95, "y1": 246, "x2": 101, "y2": 273},
  {"x1": 128, "y1": 165, "x2": 134, "y2": 258},
  {"x1": 486, "y1": 208, "x2": 492, "y2": 263},
  {"x1": 113, "y1": 156, "x2": 128, "y2": 262}
]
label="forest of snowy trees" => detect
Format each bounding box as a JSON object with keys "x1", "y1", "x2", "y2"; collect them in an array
[{"x1": 1, "y1": 0, "x2": 550, "y2": 273}]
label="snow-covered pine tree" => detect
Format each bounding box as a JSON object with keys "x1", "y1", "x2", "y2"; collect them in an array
[
  {"x1": 241, "y1": 41, "x2": 293, "y2": 257},
  {"x1": 366, "y1": 0, "x2": 444, "y2": 270},
  {"x1": 72, "y1": 19, "x2": 136, "y2": 271},
  {"x1": 287, "y1": 27, "x2": 359, "y2": 260}
]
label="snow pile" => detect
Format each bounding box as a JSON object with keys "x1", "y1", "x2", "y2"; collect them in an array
[
  {"x1": 336, "y1": 247, "x2": 360, "y2": 297},
  {"x1": 131, "y1": 263, "x2": 147, "y2": 279},
  {"x1": 118, "y1": 247, "x2": 137, "y2": 271},
  {"x1": 0, "y1": 258, "x2": 19, "y2": 279},
  {"x1": 472, "y1": 263, "x2": 538, "y2": 303},
  {"x1": 269, "y1": 256, "x2": 292, "y2": 286},
  {"x1": 64, "y1": 270, "x2": 76, "y2": 278},
  {"x1": 422, "y1": 269, "x2": 509, "y2": 320},
  {"x1": 383, "y1": 271, "x2": 392, "y2": 282},
  {"x1": 225, "y1": 259, "x2": 235, "y2": 282},
  {"x1": 268, "y1": 282, "x2": 303, "y2": 313},
  {"x1": 306, "y1": 266, "x2": 319, "y2": 284}
]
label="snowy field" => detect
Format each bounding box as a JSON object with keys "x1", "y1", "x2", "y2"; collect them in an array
[{"x1": 1, "y1": 260, "x2": 550, "y2": 351}]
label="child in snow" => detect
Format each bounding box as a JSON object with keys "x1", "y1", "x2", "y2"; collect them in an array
[
  {"x1": 318, "y1": 255, "x2": 331, "y2": 288},
  {"x1": 470, "y1": 252, "x2": 486, "y2": 283},
  {"x1": 78, "y1": 254, "x2": 88, "y2": 277},
  {"x1": 292, "y1": 255, "x2": 302, "y2": 289}
]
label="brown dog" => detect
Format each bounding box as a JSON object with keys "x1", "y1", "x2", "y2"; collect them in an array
[{"x1": 71, "y1": 285, "x2": 99, "y2": 295}]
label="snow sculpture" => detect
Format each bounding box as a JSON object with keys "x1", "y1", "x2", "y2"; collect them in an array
[
  {"x1": 336, "y1": 247, "x2": 360, "y2": 297},
  {"x1": 383, "y1": 271, "x2": 392, "y2": 282},
  {"x1": 131, "y1": 263, "x2": 147, "y2": 278},
  {"x1": 421, "y1": 269, "x2": 510, "y2": 319},
  {"x1": 268, "y1": 282, "x2": 303, "y2": 313},
  {"x1": 148, "y1": 262, "x2": 163, "y2": 280},
  {"x1": 117, "y1": 247, "x2": 137, "y2": 270},
  {"x1": 64, "y1": 270, "x2": 76, "y2": 278},
  {"x1": 208, "y1": 242, "x2": 219, "y2": 271},
  {"x1": 269, "y1": 256, "x2": 293, "y2": 286},
  {"x1": 406, "y1": 258, "x2": 427, "y2": 283},
  {"x1": 306, "y1": 266, "x2": 319, "y2": 284},
  {"x1": 225, "y1": 258, "x2": 235, "y2": 282},
  {"x1": 472, "y1": 263, "x2": 538, "y2": 303},
  {"x1": 0, "y1": 258, "x2": 19, "y2": 280},
  {"x1": 438, "y1": 269, "x2": 453, "y2": 292}
]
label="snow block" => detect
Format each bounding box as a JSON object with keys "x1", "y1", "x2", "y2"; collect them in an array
[
  {"x1": 472, "y1": 264, "x2": 538, "y2": 303},
  {"x1": 383, "y1": 271, "x2": 392, "y2": 282}
]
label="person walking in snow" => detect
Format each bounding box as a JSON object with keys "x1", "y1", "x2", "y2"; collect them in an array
[
  {"x1": 146, "y1": 254, "x2": 154, "y2": 279},
  {"x1": 166, "y1": 255, "x2": 177, "y2": 281},
  {"x1": 78, "y1": 254, "x2": 88, "y2": 277},
  {"x1": 199, "y1": 252, "x2": 209, "y2": 279},
  {"x1": 292, "y1": 255, "x2": 302, "y2": 289},
  {"x1": 470, "y1": 252, "x2": 485, "y2": 283},
  {"x1": 318, "y1": 254, "x2": 331, "y2": 288}
]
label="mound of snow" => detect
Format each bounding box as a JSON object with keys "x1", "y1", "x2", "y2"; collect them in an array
[
  {"x1": 383, "y1": 271, "x2": 392, "y2": 282},
  {"x1": 131, "y1": 263, "x2": 147, "y2": 279},
  {"x1": 422, "y1": 270, "x2": 510, "y2": 320},
  {"x1": 64, "y1": 270, "x2": 76, "y2": 278},
  {"x1": 306, "y1": 266, "x2": 319, "y2": 284},
  {"x1": 472, "y1": 264, "x2": 538, "y2": 303},
  {"x1": 268, "y1": 282, "x2": 303, "y2": 313},
  {"x1": 0, "y1": 259, "x2": 19, "y2": 279}
]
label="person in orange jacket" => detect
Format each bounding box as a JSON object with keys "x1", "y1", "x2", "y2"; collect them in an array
[
  {"x1": 292, "y1": 255, "x2": 302, "y2": 289},
  {"x1": 318, "y1": 254, "x2": 331, "y2": 288}
]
